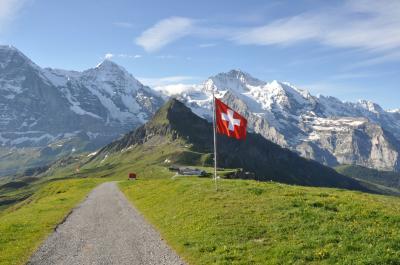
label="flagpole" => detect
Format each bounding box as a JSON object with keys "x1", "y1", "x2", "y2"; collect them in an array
[{"x1": 212, "y1": 88, "x2": 218, "y2": 191}]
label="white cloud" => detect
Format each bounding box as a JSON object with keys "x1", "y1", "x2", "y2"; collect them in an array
[
  {"x1": 330, "y1": 72, "x2": 373, "y2": 80},
  {"x1": 234, "y1": 14, "x2": 322, "y2": 46},
  {"x1": 138, "y1": 76, "x2": 196, "y2": 87},
  {"x1": 346, "y1": 51, "x2": 400, "y2": 69},
  {"x1": 0, "y1": 0, "x2": 28, "y2": 32},
  {"x1": 138, "y1": 75, "x2": 202, "y2": 96},
  {"x1": 233, "y1": 0, "x2": 400, "y2": 57},
  {"x1": 153, "y1": 83, "x2": 202, "y2": 96},
  {"x1": 103, "y1": 53, "x2": 142, "y2": 60},
  {"x1": 330, "y1": 69, "x2": 398, "y2": 80},
  {"x1": 132, "y1": 1, "x2": 400, "y2": 66},
  {"x1": 135, "y1": 17, "x2": 194, "y2": 52},
  {"x1": 104, "y1": 53, "x2": 114, "y2": 59}
]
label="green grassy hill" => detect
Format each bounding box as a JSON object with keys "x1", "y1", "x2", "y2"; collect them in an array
[
  {"x1": 92, "y1": 99, "x2": 368, "y2": 192},
  {"x1": 120, "y1": 177, "x2": 400, "y2": 265}
]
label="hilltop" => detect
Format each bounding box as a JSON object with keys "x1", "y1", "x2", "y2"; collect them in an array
[{"x1": 92, "y1": 99, "x2": 367, "y2": 191}]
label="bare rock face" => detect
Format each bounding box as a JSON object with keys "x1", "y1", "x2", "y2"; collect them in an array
[
  {"x1": 298, "y1": 117, "x2": 400, "y2": 171},
  {"x1": 221, "y1": 91, "x2": 289, "y2": 148},
  {"x1": 169, "y1": 70, "x2": 400, "y2": 172}
]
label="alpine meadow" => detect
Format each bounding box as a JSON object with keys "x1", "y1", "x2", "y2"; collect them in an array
[{"x1": 1, "y1": 1, "x2": 400, "y2": 265}]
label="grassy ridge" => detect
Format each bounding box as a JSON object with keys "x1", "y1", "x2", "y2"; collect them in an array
[
  {"x1": 0, "y1": 178, "x2": 103, "y2": 265},
  {"x1": 336, "y1": 165, "x2": 400, "y2": 195},
  {"x1": 120, "y1": 178, "x2": 400, "y2": 265}
]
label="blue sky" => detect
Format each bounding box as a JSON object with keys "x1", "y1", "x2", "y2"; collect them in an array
[{"x1": 1, "y1": 0, "x2": 399, "y2": 109}]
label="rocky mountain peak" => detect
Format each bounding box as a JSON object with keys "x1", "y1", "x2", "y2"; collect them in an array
[
  {"x1": 264, "y1": 81, "x2": 314, "y2": 108},
  {"x1": 225, "y1": 69, "x2": 258, "y2": 82},
  {"x1": 148, "y1": 98, "x2": 208, "y2": 137},
  {"x1": 357, "y1": 99, "x2": 384, "y2": 114},
  {"x1": 92, "y1": 59, "x2": 133, "y2": 79},
  {"x1": 81, "y1": 59, "x2": 144, "y2": 96},
  {"x1": 0, "y1": 45, "x2": 164, "y2": 151},
  {"x1": 206, "y1": 69, "x2": 266, "y2": 92},
  {"x1": 0, "y1": 45, "x2": 38, "y2": 70},
  {"x1": 96, "y1": 59, "x2": 124, "y2": 71},
  {"x1": 0, "y1": 44, "x2": 17, "y2": 54},
  {"x1": 0, "y1": 45, "x2": 19, "y2": 56},
  {"x1": 150, "y1": 98, "x2": 186, "y2": 124}
]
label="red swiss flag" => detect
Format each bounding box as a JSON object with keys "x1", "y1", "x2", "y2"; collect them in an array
[{"x1": 215, "y1": 98, "x2": 247, "y2": 140}]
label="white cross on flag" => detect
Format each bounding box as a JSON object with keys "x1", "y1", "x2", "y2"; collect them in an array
[{"x1": 215, "y1": 98, "x2": 247, "y2": 140}]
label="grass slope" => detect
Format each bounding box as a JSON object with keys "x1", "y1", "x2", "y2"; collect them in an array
[
  {"x1": 0, "y1": 134, "x2": 100, "y2": 177},
  {"x1": 0, "y1": 178, "x2": 38, "y2": 212},
  {"x1": 0, "y1": 178, "x2": 104, "y2": 265},
  {"x1": 336, "y1": 165, "x2": 400, "y2": 195},
  {"x1": 95, "y1": 99, "x2": 367, "y2": 192},
  {"x1": 120, "y1": 177, "x2": 400, "y2": 265}
]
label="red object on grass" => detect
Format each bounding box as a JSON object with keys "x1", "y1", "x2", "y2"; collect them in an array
[{"x1": 128, "y1": 173, "x2": 137, "y2": 179}]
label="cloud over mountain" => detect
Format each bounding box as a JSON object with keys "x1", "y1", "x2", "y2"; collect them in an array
[
  {"x1": 135, "y1": 0, "x2": 400, "y2": 63},
  {"x1": 0, "y1": 0, "x2": 28, "y2": 32},
  {"x1": 136, "y1": 17, "x2": 194, "y2": 52}
]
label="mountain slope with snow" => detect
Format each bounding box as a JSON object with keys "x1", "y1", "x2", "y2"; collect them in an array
[
  {"x1": 0, "y1": 45, "x2": 163, "y2": 149},
  {"x1": 167, "y1": 70, "x2": 400, "y2": 172},
  {"x1": 1, "y1": 45, "x2": 399, "y2": 174}
]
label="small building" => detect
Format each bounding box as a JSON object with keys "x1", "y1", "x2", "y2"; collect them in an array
[
  {"x1": 177, "y1": 167, "x2": 206, "y2": 176},
  {"x1": 128, "y1": 173, "x2": 137, "y2": 180}
]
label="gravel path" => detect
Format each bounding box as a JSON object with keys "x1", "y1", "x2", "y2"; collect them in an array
[{"x1": 28, "y1": 182, "x2": 185, "y2": 265}]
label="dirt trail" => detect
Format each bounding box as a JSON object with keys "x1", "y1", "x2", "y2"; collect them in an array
[{"x1": 28, "y1": 182, "x2": 185, "y2": 265}]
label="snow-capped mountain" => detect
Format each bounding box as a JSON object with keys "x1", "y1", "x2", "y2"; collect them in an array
[
  {"x1": 166, "y1": 70, "x2": 400, "y2": 172},
  {"x1": 1, "y1": 45, "x2": 399, "y2": 173},
  {"x1": 0, "y1": 45, "x2": 163, "y2": 149}
]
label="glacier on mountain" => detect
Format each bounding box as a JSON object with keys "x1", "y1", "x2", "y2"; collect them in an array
[{"x1": 164, "y1": 70, "x2": 400, "y2": 171}]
